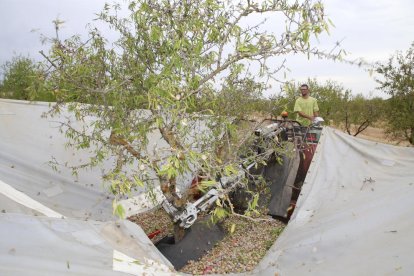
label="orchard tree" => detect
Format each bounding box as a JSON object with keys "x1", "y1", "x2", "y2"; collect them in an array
[
  {"x1": 342, "y1": 95, "x2": 384, "y2": 136},
  {"x1": 376, "y1": 42, "x2": 414, "y2": 145},
  {"x1": 40, "y1": 0, "x2": 343, "y2": 218},
  {"x1": 0, "y1": 55, "x2": 54, "y2": 101}
]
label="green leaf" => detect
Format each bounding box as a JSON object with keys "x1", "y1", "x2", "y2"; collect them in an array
[
  {"x1": 224, "y1": 164, "x2": 238, "y2": 176},
  {"x1": 303, "y1": 30, "x2": 309, "y2": 45},
  {"x1": 150, "y1": 26, "x2": 161, "y2": 41},
  {"x1": 198, "y1": 180, "x2": 216, "y2": 192},
  {"x1": 237, "y1": 44, "x2": 250, "y2": 53},
  {"x1": 133, "y1": 175, "x2": 144, "y2": 187},
  {"x1": 113, "y1": 203, "x2": 125, "y2": 219}
]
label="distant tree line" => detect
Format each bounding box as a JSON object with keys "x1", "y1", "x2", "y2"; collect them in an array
[
  {"x1": 277, "y1": 79, "x2": 385, "y2": 137},
  {"x1": 0, "y1": 43, "x2": 413, "y2": 146},
  {"x1": 0, "y1": 55, "x2": 55, "y2": 102}
]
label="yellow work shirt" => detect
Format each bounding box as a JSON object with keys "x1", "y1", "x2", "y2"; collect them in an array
[{"x1": 293, "y1": 96, "x2": 319, "y2": 126}]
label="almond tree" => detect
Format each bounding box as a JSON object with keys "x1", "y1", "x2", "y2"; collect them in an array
[
  {"x1": 0, "y1": 55, "x2": 53, "y2": 101},
  {"x1": 40, "y1": 0, "x2": 342, "y2": 217},
  {"x1": 376, "y1": 42, "x2": 414, "y2": 145}
]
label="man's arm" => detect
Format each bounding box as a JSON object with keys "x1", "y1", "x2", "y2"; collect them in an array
[{"x1": 297, "y1": 111, "x2": 314, "y2": 121}]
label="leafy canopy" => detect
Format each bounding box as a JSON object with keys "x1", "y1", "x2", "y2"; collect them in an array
[
  {"x1": 376, "y1": 42, "x2": 414, "y2": 144},
  {"x1": 40, "y1": 0, "x2": 340, "y2": 215},
  {"x1": 0, "y1": 55, "x2": 54, "y2": 101}
]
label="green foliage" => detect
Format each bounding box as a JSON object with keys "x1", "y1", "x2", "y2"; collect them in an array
[
  {"x1": 0, "y1": 55, "x2": 54, "y2": 101},
  {"x1": 342, "y1": 94, "x2": 385, "y2": 136},
  {"x1": 200, "y1": 76, "x2": 267, "y2": 119},
  {"x1": 244, "y1": 192, "x2": 260, "y2": 217},
  {"x1": 113, "y1": 201, "x2": 126, "y2": 219},
  {"x1": 376, "y1": 42, "x2": 414, "y2": 144},
  {"x1": 39, "y1": 0, "x2": 342, "y2": 217},
  {"x1": 210, "y1": 205, "x2": 230, "y2": 224}
]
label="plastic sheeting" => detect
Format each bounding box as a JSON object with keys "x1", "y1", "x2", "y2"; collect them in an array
[
  {"x1": 0, "y1": 213, "x2": 174, "y2": 275},
  {"x1": 0, "y1": 99, "x2": 117, "y2": 221},
  {"x1": 1, "y1": 99, "x2": 414, "y2": 275},
  {"x1": 0, "y1": 99, "x2": 175, "y2": 275}
]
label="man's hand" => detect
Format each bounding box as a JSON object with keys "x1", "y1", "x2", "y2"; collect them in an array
[{"x1": 298, "y1": 111, "x2": 314, "y2": 122}]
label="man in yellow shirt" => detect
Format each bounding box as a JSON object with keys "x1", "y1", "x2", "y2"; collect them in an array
[{"x1": 294, "y1": 84, "x2": 319, "y2": 126}]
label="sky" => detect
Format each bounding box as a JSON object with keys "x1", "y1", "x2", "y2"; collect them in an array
[{"x1": 1, "y1": 0, "x2": 413, "y2": 98}]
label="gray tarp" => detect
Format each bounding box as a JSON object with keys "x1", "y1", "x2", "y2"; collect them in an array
[
  {"x1": 0, "y1": 213, "x2": 173, "y2": 275},
  {"x1": 0, "y1": 99, "x2": 175, "y2": 275},
  {"x1": 1, "y1": 99, "x2": 414, "y2": 275},
  {"x1": 0, "y1": 99, "x2": 117, "y2": 221}
]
